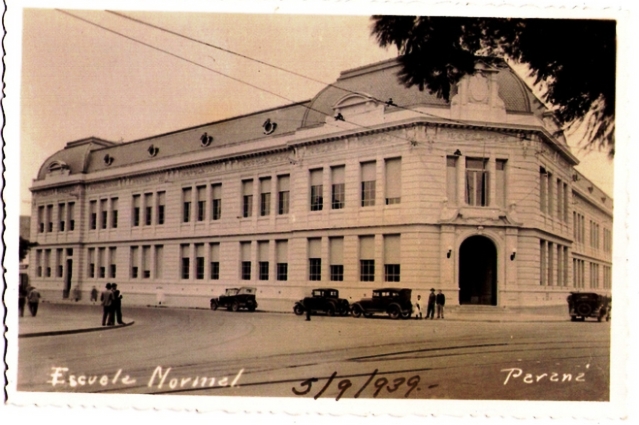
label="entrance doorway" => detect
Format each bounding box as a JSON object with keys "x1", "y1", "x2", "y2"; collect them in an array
[{"x1": 459, "y1": 236, "x2": 497, "y2": 305}]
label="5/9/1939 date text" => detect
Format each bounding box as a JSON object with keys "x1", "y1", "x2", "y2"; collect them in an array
[{"x1": 292, "y1": 369, "x2": 421, "y2": 400}]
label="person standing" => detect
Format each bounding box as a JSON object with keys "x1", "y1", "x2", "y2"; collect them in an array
[
  {"x1": 111, "y1": 283, "x2": 124, "y2": 325},
  {"x1": 101, "y1": 283, "x2": 114, "y2": 326},
  {"x1": 436, "y1": 290, "x2": 446, "y2": 319},
  {"x1": 27, "y1": 286, "x2": 41, "y2": 317},
  {"x1": 426, "y1": 288, "x2": 436, "y2": 320},
  {"x1": 414, "y1": 294, "x2": 422, "y2": 320},
  {"x1": 90, "y1": 286, "x2": 99, "y2": 304},
  {"x1": 19, "y1": 276, "x2": 30, "y2": 317},
  {"x1": 304, "y1": 299, "x2": 312, "y2": 321}
]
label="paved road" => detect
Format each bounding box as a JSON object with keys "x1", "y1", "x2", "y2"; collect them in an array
[{"x1": 18, "y1": 305, "x2": 610, "y2": 401}]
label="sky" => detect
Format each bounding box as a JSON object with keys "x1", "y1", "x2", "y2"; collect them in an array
[{"x1": 17, "y1": 6, "x2": 615, "y2": 216}]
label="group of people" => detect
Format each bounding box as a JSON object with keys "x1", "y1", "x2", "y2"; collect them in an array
[
  {"x1": 100, "y1": 283, "x2": 124, "y2": 326},
  {"x1": 18, "y1": 278, "x2": 41, "y2": 317},
  {"x1": 414, "y1": 288, "x2": 445, "y2": 320}
]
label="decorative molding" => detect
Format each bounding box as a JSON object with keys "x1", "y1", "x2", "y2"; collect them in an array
[
  {"x1": 147, "y1": 145, "x2": 159, "y2": 157},
  {"x1": 200, "y1": 132, "x2": 213, "y2": 147},
  {"x1": 262, "y1": 119, "x2": 277, "y2": 135},
  {"x1": 103, "y1": 154, "x2": 114, "y2": 166}
]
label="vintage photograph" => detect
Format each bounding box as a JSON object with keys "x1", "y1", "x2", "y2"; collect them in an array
[{"x1": 3, "y1": 0, "x2": 630, "y2": 420}]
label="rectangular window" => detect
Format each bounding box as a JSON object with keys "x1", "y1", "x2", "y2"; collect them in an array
[
  {"x1": 89, "y1": 201, "x2": 97, "y2": 230},
  {"x1": 210, "y1": 243, "x2": 220, "y2": 280},
  {"x1": 154, "y1": 245, "x2": 163, "y2": 279},
  {"x1": 196, "y1": 186, "x2": 206, "y2": 222},
  {"x1": 465, "y1": 158, "x2": 489, "y2": 206},
  {"x1": 359, "y1": 235, "x2": 375, "y2": 281},
  {"x1": 241, "y1": 242, "x2": 251, "y2": 280},
  {"x1": 563, "y1": 183, "x2": 570, "y2": 222},
  {"x1": 58, "y1": 203, "x2": 66, "y2": 232},
  {"x1": 540, "y1": 240, "x2": 546, "y2": 286},
  {"x1": 590, "y1": 262, "x2": 600, "y2": 288},
  {"x1": 539, "y1": 168, "x2": 547, "y2": 213},
  {"x1": 98, "y1": 248, "x2": 106, "y2": 278},
  {"x1": 38, "y1": 206, "x2": 45, "y2": 233},
  {"x1": 447, "y1": 156, "x2": 458, "y2": 204},
  {"x1": 329, "y1": 237, "x2": 344, "y2": 281},
  {"x1": 195, "y1": 244, "x2": 205, "y2": 280},
  {"x1": 258, "y1": 241, "x2": 269, "y2": 280},
  {"x1": 260, "y1": 177, "x2": 271, "y2": 216},
  {"x1": 88, "y1": 248, "x2": 95, "y2": 278},
  {"x1": 111, "y1": 198, "x2": 118, "y2": 228},
  {"x1": 47, "y1": 205, "x2": 53, "y2": 232},
  {"x1": 331, "y1": 166, "x2": 345, "y2": 209},
  {"x1": 556, "y1": 179, "x2": 563, "y2": 219},
  {"x1": 361, "y1": 161, "x2": 376, "y2": 207},
  {"x1": 384, "y1": 265, "x2": 401, "y2": 282},
  {"x1": 56, "y1": 249, "x2": 64, "y2": 278},
  {"x1": 181, "y1": 244, "x2": 190, "y2": 279},
  {"x1": 132, "y1": 195, "x2": 141, "y2": 227},
  {"x1": 310, "y1": 169, "x2": 323, "y2": 211},
  {"x1": 142, "y1": 245, "x2": 151, "y2": 278},
  {"x1": 496, "y1": 159, "x2": 507, "y2": 207},
  {"x1": 131, "y1": 246, "x2": 139, "y2": 278},
  {"x1": 277, "y1": 175, "x2": 290, "y2": 215},
  {"x1": 384, "y1": 234, "x2": 401, "y2": 282},
  {"x1": 157, "y1": 192, "x2": 165, "y2": 225},
  {"x1": 547, "y1": 242, "x2": 554, "y2": 286},
  {"x1": 145, "y1": 193, "x2": 153, "y2": 225},
  {"x1": 242, "y1": 180, "x2": 253, "y2": 218},
  {"x1": 45, "y1": 249, "x2": 51, "y2": 277},
  {"x1": 276, "y1": 240, "x2": 288, "y2": 281},
  {"x1": 36, "y1": 250, "x2": 42, "y2": 277},
  {"x1": 182, "y1": 188, "x2": 192, "y2": 223},
  {"x1": 547, "y1": 171, "x2": 554, "y2": 216},
  {"x1": 385, "y1": 157, "x2": 401, "y2": 205},
  {"x1": 100, "y1": 199, "x2": 108, "y2": 229},
  {"x1": 68, "y1": 202, "x2": 75, "y2": 231},
  {"x1": 211, "y1": 184, "x2": 222, "y2": 220},
  {"x1": 308, "y1": 238, "x2": 321, "y2": 281},
  {"x1": 109, "y1": 247, "x2": 117, "y2": 278}
]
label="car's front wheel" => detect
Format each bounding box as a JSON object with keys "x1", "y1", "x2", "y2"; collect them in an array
[
  {"x1": 210, "y1": 300, "x2": 218, "y2": 311},
  {"x1": 294, "y1": 304, "x2": 304, "y2": 316},
  {"x1": 231, "y1": 302, "x2": 240, "y2": 312},
  {"x1": 327, "y1": 305, "x2": 336, "y2": 316},
  {"x1": 351, "y1": 305, "x2": 363, "y2": 318}
]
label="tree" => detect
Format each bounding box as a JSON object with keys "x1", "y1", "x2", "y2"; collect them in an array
[
  {"x1": 19, "y1": 237, "x2": 38, "y2": 262},
  {"x1": 371, "y1": 16, "x2": 616, "y2": 156}
]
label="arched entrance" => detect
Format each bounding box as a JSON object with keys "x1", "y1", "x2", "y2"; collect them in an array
[{"x1": 459, "y1": 236, "x2": 497, "y2": 305}]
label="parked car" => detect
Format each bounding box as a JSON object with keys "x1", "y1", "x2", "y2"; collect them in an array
[
  {"x1": 293, "y1": 288, "x2": 350, "y2": 316},
  {"x1": 210, "y1": 287, "x2": 258, "y2": 312},
  {"x1": 351, "y1": 288, "x2": 413, "y2": 319},
  {"x1": 567, "y1": 292, "x2": 611, "y2": 322}
]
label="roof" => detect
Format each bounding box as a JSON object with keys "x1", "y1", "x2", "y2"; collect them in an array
[{"x1": 35, "y1": 57, "x2": 551, "y2": 183}]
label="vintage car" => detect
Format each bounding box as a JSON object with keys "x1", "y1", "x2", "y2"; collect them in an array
[
  {"x1": 210, "y1": 287, "x2": 258, "y2": 312},
  {"x1": 351, "y1": 288, "x2": 413, "y2": 319},
  {"x1": 293, "y1": 288, "x2": 350, "y2": 316},
  {"x1": 567, "y1": 292, "x2": 611, "y2": 322}
]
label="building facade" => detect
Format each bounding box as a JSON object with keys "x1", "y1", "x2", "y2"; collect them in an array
[{"x1": 28, "y1": 58, "x2": 613, "y2": 310}]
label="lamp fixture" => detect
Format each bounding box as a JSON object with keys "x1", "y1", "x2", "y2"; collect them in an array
[
  {"x1": 454, "y1": 149, "x2": 462, "y2": 156},
  {"x1": 446, "y1": 246, "x2": 452, "y2": 259},
  {"x1": 510, "y1": 249, "x2": 517, "y2": 261}
]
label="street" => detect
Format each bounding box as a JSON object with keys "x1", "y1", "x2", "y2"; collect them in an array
[{"x1": 17, "y1": 304, "x2": 610, "y2": 401}]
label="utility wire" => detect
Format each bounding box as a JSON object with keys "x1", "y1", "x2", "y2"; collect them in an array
[{"x1": 106, "y1": 10, "x2": 540, "y2": 141}]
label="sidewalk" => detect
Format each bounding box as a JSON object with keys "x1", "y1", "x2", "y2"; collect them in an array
[{"x1": 18, "y1": 302, "x2": 134, "y2": 338}]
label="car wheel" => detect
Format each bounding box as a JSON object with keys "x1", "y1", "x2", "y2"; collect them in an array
[
  {"x1": 351, "y1": 305, "x2": 363, "y2": 318},
  {"x1": 576, "y1": 303, "x2": 592, "y2": 317},
  {"x1": 231, "y1": 302, "x2": 240, "y2": 312},
  {"x1": 210, "y1": 300, "x2": 218, "y2": 311},
  {"x1": 294, "y1": 304, "x2": 304, "y2": 316},
  {"x1": 401, "y1": 310, "x2": 411, "y2": 319},
  {"x1": 327, "y1": 305, "x2": 336, "y2": 316},
  {"x1": 388, "y1": 307, "x2": 400, "y2": 320}
]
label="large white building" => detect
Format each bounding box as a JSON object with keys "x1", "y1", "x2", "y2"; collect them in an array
[{"x1": 28, "y1": 58, "x2": 612, "y2": 311}]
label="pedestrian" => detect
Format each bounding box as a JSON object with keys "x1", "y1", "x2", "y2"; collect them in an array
[
  {"x1": 19, "y1": 275, "x2": 30, "y2": 317},
  {"x1": 436, "y1": 290, "x2": 446, "y2": 319},
  {"x1": 305, "y1": 299, "x2": 311, "y2": 321},
  {"x1": 101, "y1": 283, "x2": 114, "y2": 326},
  {"x1": 90, "y1": 286, "x2": 99, "y2": 304},
  {"x1": 111, "y1": 283, "x2": 124, "y2": 325},
  {"x1": 414, "y1": 294, "x2": 422, "y2": 319},
  {"x1": 27, "y1": 286, "x2": 41, "y2": 317},
  {"x1": 426, "y1": 288, "x2": 436, "y2": 319},
  {"x1": 72, "y1": 285, "x2": 82, "y2": 302}
]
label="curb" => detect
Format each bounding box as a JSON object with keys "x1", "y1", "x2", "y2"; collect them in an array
[{"x1": 19, "y1": 321, "x2": 135, "y2": 338}]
